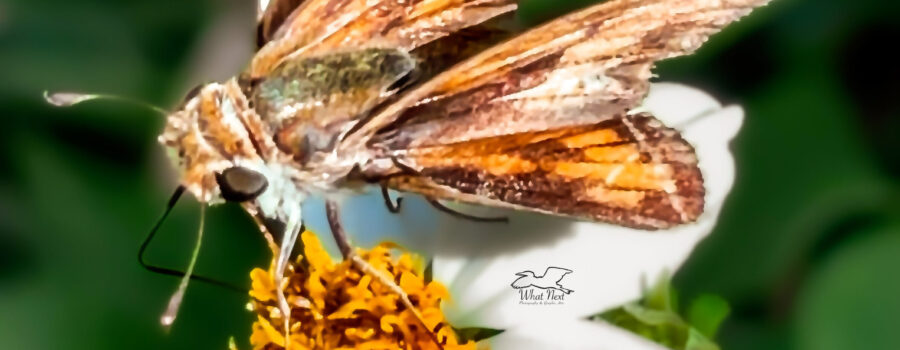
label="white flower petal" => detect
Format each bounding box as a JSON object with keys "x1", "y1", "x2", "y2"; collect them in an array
[
  {"x1": 685, "y1": 105, "x2": 742, "y2": 208},
  {"x1": 639, "y1": 83, "x2": 723, "y2": 125},
  {"x1": 489, "y1": 319, "x2": 668, "y2": 350}
]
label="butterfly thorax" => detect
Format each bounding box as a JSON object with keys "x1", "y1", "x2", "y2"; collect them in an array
[
  {"x1": 246, "y1": 48, "x2": 415, "y2": 165},
  {"x1": 160, "y1": 48, "x2": 416, "y2": 205}
]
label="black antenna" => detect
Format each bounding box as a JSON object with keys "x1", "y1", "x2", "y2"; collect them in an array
[{"x1": 138, "y1": 186, "x2": 244, "y2": 293}]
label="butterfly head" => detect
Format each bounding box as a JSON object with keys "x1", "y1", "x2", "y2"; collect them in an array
[{"x1": 159, "y1": 81, "x2": 291, "y2": 207}]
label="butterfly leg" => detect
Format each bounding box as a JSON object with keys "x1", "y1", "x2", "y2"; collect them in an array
[
  {"x1": 381, "y1": 185, "x2": 403, "y2": 214},
  {"x1": 325, "y1": 200, "x2": 443, "y2": 349},
  {"x1": 272, "y1": 203, "x2": 304, "y2": 350},
  {"x1": 427, "y1": 198, "x2": 509, "y2": 223}
]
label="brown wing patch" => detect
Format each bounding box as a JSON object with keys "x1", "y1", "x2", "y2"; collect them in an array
[
  {"x1": 407, "y1": 14, "x2": 517, "y2": 85},
  {"x1": 382, "y1": 113, "x2": 704, "y2": 229},
  {"x1": 249, "y1": 0, "x2": 517, "y2": 78}
]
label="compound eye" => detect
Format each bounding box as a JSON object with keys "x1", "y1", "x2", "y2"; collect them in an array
[{"x1": 215, "y1": 166, "x2": 269, "y2": 202}]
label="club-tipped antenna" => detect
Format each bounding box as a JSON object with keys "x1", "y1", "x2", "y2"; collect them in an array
[
  {"x1": 160, "y1": 204, "x2": 206, "y2": 327},
  {"x1": 43, "y1": 91, "x2": 170, "y2": 116}
]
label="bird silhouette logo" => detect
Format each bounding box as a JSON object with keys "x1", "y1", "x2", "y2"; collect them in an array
[{"x1": 511, "y1": 267, "x2": 574, "y2": 294}]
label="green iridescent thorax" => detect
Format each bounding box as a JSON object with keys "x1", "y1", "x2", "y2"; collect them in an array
[{"x1": 249, "y1": 48, "x2": 415, "y2": 164}]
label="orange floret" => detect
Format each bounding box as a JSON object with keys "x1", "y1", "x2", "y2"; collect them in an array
[{"x1": 248, "y1": 231, "x2": 474, "y2": 350}]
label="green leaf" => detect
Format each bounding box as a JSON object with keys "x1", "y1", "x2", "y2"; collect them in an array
[
  {"x1": 644, "y1": 273, "x2": 678, "y2": 313},
  {"x1": 687, "y1": 294, "x2": 731, "y2": 339},
  {"x1": 623, "y1": 304, "x2": 684, "y2": 326},
  {"x1": 424, "y1": 258, "x2": 434, "y2": 284},
  {"x1": 795, "y1": 223, "x2": 900, "y2": 350},
  {"x1": 453, "y1": 327, "x2": 505, "y2": 343},
  {"x1": 595, "y1": 276, "x2": 730, "y2": 350},
  {"x1": 685, "y1": 328, "x2": 720, "y2": 350}
]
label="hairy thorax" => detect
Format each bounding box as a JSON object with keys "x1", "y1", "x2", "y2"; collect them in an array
[{"x1": 159, "y1": 48, "x2": 415, "y2": 203}]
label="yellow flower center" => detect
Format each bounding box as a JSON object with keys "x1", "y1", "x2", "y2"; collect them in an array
[{"x1": 248, "y1": 231, "x2": 474, "y2": 350}]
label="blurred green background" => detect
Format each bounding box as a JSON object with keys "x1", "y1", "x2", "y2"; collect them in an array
[{"x1": 1, "y1": 0, "x2": 898, "y2": 349}]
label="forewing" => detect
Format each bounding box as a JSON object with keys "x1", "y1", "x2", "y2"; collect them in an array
[
  {"x1": 257, "y1": 0, "x2": 308, "y2": 48},
  {"x1": 353, "y1": 0, "x2": 768, "y2": 150},
  {"x1": 383, "y1": 113, "x2": 704, "y2": 229},
  {"x1": 249, "y1": 0, "x2": 518, "y2": 78},
  {"x1": 406, "y1": 14, "x2": 517, "y2": 89}
]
